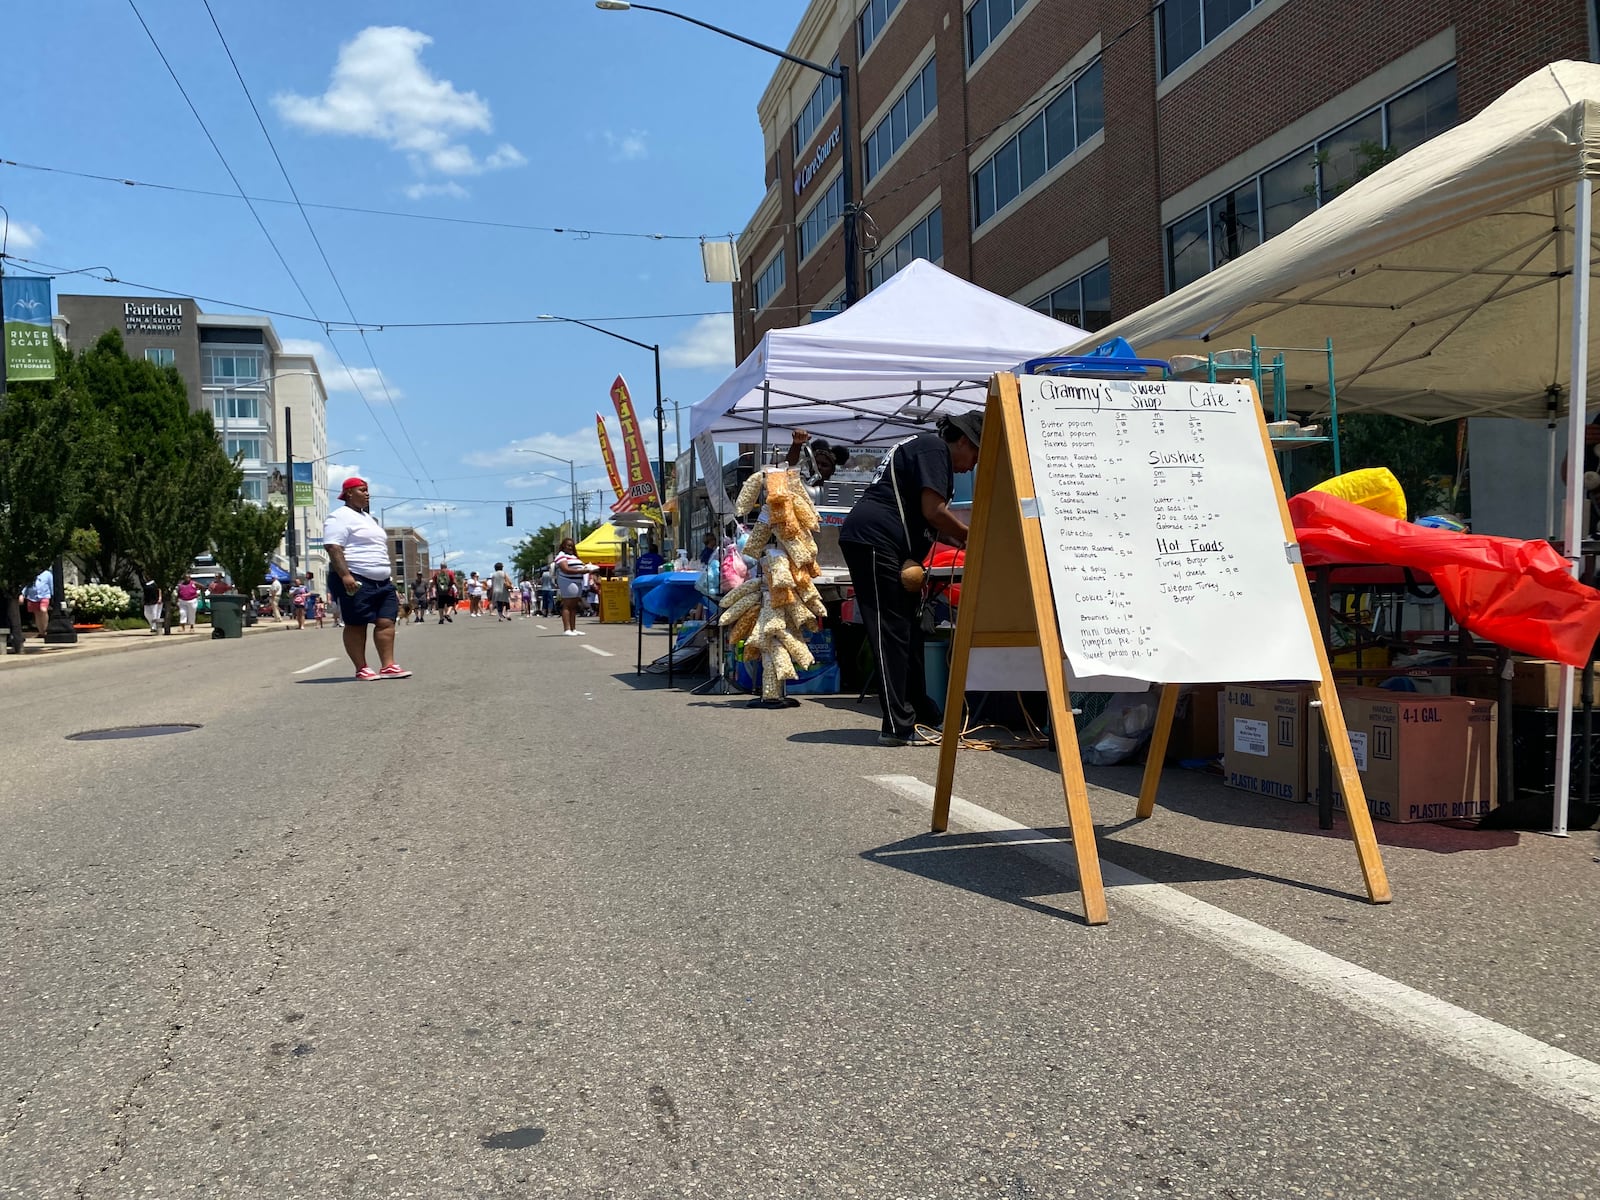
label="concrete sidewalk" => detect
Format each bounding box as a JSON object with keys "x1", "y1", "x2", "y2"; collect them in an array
[{"x1": 0, "y1": 617, "x2": 296, "y2": 671}]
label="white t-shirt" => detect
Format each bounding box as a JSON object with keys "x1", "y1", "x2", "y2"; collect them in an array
[{"x1": 323, "y1": 505, "x2": 391, "y2": 579}]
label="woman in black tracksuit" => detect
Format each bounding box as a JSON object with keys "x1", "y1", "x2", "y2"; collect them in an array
[{"x1": 839, "y1": 411, "x2": 983, "y2": 746}]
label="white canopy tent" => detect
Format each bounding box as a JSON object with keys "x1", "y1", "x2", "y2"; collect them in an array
[
  {"x1": 1058, "y1": 61, "x2": 1600, "y2": 834},
  {"x1": 690, "y1": 258, "x2": 1084, "y2": 449}
]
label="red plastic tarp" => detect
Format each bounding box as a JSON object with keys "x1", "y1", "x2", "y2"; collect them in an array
[{"x1": 1288, "y1": 491, "x2": 1600, "y2": 668}]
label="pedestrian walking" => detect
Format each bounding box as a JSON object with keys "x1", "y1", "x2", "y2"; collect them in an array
[
  {"x1": 433, "y1": 568, "x2": 457, "y2": 624},
  {"x1": 466, "y1": 572, "x2": 484, "y2": 616},
  {"x1": 176, "y1": 576, "x2": 200, "y2": 632},
  {"x1": 22, "y1": 566, "x2": 52, "y2": 639},
  {"x1": 537, "y1": 566, "x2": 555, "y2": 618},
  {"x1": 490, "y1": 562, "x2": 513, "y2": 621},
  {"x1": 518, "y1": 577, "x2": 533, "y2": 617},
  {"x1": 323, "y1": 477, "x2": 411, "y2": 680},
  {"x1": 141, "y1": 576, "x2": 163, "y2": 635},
  {"x1": 553, "y1": 538, "x2": 599, "y2": 635},
  {"x1": 291, "y1": 575, "x2": 308, "y2": 630},
  {"x1": 412, "y1": 572, "x2": 428, "y2": 623}
]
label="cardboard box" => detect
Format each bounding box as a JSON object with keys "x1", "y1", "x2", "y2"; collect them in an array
[
  {"x1": 1166, "y1": 685, "x2": 1222, "y2": 763},
  {"x1": 1307, "y1": 688, "x2": 1497, "y2": 822},
  {"x1": 1455, "y1": 656, "x2": 1587, "y2": 709},
  {"x1": 1222, "y1": 685, "x2": 1310, "y2": 803}
]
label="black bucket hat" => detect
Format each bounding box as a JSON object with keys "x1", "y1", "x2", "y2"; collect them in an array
[{"x1": 942, "y1": 409, "x2": 984, "y2": 448}]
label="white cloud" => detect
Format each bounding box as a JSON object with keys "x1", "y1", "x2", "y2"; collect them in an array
[
  {"x1": 463, "y1": 426, "x2": 604, "y2": 471},
  {"x1": 3, "y1": 218, "x2": 42, "y2": 254},
  {"x1": 274, "y1": 27, "x2": 525, "y2": 178},
  {"x1": 663, "y1": 313, "x2": 734, "y2": 370},
  {"x1": 486, "y1": 144, "x2": 527, "y2": 169},
  {"x1": 602, "y1": 129, "x2": 649, "y2": 162},
  {"x1": 276, "y1": 339, "x2": 401, "y2": 402},
  {"x1": 403, "y1": 181, "x2": 469, "y2": 200}
]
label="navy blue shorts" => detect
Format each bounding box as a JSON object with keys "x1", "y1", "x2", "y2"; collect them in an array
[{"x1": 334, "y1": 574, "x2": 399, "y2": 625}]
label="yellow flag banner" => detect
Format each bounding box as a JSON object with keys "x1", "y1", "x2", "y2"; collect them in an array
[
  {"x1": 609, "y1": 375, "x2": 660, "y2": 513},
  {"x1": 596, "y1": 413, "x2": 625, "y2": 503}
]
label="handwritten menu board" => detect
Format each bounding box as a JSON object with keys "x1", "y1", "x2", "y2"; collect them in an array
[{"x1": 1017, "y1": 374, "x2": 1321, "y2": 684}]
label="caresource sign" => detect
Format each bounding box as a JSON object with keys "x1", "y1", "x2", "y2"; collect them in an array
[{"x1": 795, "y1": 126, "x2": 841, "y2": 196}]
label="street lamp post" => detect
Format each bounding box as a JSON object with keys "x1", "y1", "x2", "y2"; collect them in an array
[
  {"x1": 596, "y1": 0, "x2": 859, "y2": 307},
  {"x1": 515, "y1": 446, "x2": 580, "y2": 541},
  {"x1": 536, "y1": 313, "x2": 666, "y2": 544},
  {"x1": 522, "y1": 470, "x2": 579, "y2": 535}
]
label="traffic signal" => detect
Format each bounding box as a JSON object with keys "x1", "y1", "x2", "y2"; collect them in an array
[{"x1": 505, "y1": 505, "x2": 514, "y2": 527}]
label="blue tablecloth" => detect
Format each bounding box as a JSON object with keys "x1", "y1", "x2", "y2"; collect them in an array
[{"x1": 631, "y1": 571, "x2": 704, "y2": 627}]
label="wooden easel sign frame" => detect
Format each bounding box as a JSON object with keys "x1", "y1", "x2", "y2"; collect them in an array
[{"x1": 932, "y1": 371, "x2": 1391, "y2": 925}]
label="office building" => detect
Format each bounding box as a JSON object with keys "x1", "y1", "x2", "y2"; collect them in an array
[
  {"x1": 385, "y1": 527, "x2": 431, "y2": 592},
  {"x1": 732, "y1": 0, "x2": 1591, "y2": 356}
]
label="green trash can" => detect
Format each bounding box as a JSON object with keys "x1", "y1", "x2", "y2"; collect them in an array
[{"x1": 210, "y1": 594, "x2": 247, "y2": 639}]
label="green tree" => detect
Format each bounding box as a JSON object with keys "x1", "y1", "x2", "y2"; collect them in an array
[
  {"x1": 511, "y1": 522, "x2": 564, "y2": 578},
  {"x1": 74, "y1": 332, "x2": 240, "y2": 629},
  {"x1": 210, "y1": 501, "x2": 289, "y2": 601},
  {"x1": 1299, "y1": 413, "x2": 1457, "y2": 516},
  {"x1": 0, "y1": 353, "x2": 85, "y2": 652}
]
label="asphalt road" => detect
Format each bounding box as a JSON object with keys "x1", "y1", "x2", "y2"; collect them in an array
[{"x1": 3, "y1": 613, "x2": 1598, "y2": 1198}]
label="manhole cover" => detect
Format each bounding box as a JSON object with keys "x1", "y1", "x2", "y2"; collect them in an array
[{"x1": 66, "y1": 724, "x2": 201, "y2": 742}]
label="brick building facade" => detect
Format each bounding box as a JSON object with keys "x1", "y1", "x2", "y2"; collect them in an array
[{"x1": 732, "y1": 0, "x2": 1595, "y2": 360}]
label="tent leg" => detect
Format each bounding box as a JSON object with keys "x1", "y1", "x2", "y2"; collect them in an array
[
  {"x1": 1553, "y1": 177, "x2": 1593, "y2": 839},
  {"x1": 760, "y1": 381, "x2": 771, "y2": 468}
]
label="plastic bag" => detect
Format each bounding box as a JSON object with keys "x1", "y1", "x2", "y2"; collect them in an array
[
  {"x1": 720, "y1": 543, "x2": 748, "y2": 591},
  {"x1": 1309, "y1": 467, "x2": 1407, "y2": 521},
  {"x1": 1290, "y1": 490, "x2": 1600, "y2": 667},
  {"x1": 1077, "y1": 687, "x2": 1158, "y2": 766}
]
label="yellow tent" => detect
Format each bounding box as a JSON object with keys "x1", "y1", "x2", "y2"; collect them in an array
[{"x1": 575, "y1": 523, "x2": 626, "y2": 565}]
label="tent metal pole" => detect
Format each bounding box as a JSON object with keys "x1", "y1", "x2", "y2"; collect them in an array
[
  {"x1": 1547, "y1": 392, "x2": 1560, "y2": 540},
  {"x1": 760, "y1": 381, "x2": 771, "y2": 466},
  {"x1": 1553, "y1": 177, "x2": 1593, "y2": 838}
]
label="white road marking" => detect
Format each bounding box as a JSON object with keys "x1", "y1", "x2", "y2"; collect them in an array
[
  {"x1": 869, "y1": 773, "x2": 1600, "y2": 1124},
  {"x1": 582, "y1": 645, "x2": 614, "y2": 658},
  {"x1": 535, "y1": 624, "x2": 549, "y2": 630},
  {"x1": 293, "y1": 657, "x2": 340, "y2": 675}
]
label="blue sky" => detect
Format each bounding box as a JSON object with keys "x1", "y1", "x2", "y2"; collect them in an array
[{"x1": 2, "y1": 0, "x2": 806, "y2": 568}]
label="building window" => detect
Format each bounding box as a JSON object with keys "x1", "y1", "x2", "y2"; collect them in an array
[
  {"x1": 793, "y1": 57, "x2": 843, "y2": 157},
  {"x1": 798, "y1": 173, "x2": 846, "y2": 262},
  {"x1": 754, "y1": 251, "x2": 786, "y2": 311},
  {"x1": 967, "y1": 0, "x2": 1033, "y2": 65},
  {"x1": 201, "y1": 349, "x2": 262, "y2": 386},
  {"x1": 971, "y1": 58, "x2": 1102, "y2": 230},
  {"x1": 868, "y1": 207, "x2": 942, "y2": 291},
  {"x1": 144, "y1": 347, "x2": 176, "y2": 367},
  {"x1": 857, "y1": 0, "x2": 902, "y2": 56},
  {"x1": 1164, "y1": 66, "x2": 1458, "y2": 292},
  {"x1": 239, "y1": 478, "x2": 264, "y2": 503},
  {"x1": 865, "y1": 57, "x2": 937, "y2": 182},
  {"x1": 225, "y1": 437, "x2": 263, "y2": 463},
  {"x1": 1159, "y1": 0, "x2": 1264, "y2": 78},
  {"x1": 212, "y1": 391, "x2": 261, "y2": 422},
  {"x1": 1030, "y1": 263, "x2": 1111, "y2": 333}
]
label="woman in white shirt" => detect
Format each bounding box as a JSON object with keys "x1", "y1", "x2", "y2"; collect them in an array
[{"x1": 552, "y1": 538, "x2": 599, "y2": 636}]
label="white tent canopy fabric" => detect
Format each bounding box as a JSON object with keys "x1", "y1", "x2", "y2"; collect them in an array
[
  {"x1": 1061, "y1": 60, "x2": 1600, "y2": 425},
  {"x1": 1057, "y1": 61, "x2": 1600, "y2": 834},
  {"x1": 691, "y1": 258, "x2": 1084, "y2": 447}
]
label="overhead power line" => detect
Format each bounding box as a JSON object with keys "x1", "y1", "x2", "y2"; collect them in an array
[
  {"x1": 0, "y1": 157, "x2": 732, "y2": 242},
  {"x1": 3, "y1": 250, "x2": 741, "y2": 330}
]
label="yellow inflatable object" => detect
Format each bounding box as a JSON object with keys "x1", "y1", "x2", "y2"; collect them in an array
[{"x1": 1309, "y1": 467, "x2": 1407, "y2": 521}]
